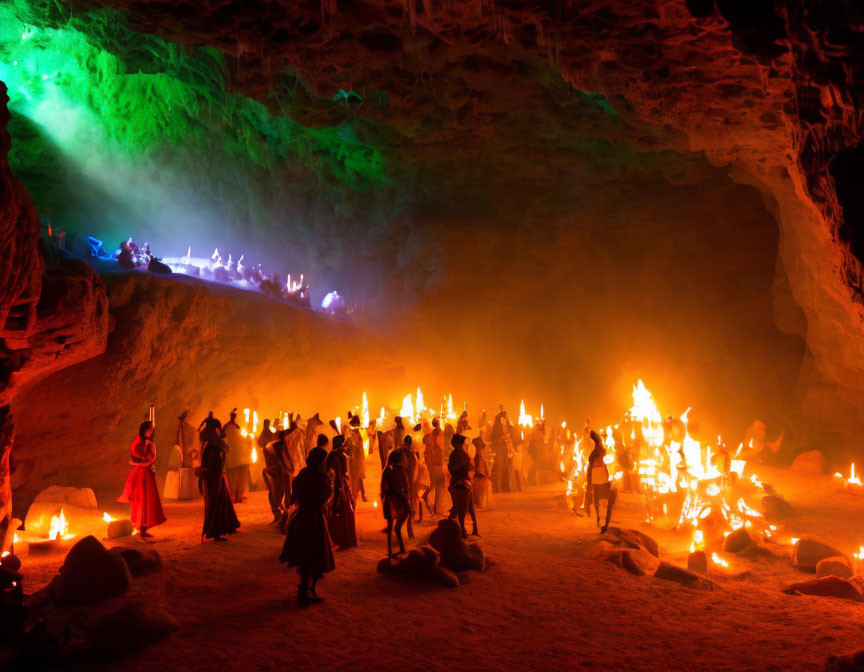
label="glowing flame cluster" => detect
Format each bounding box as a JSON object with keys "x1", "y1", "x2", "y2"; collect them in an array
[
  {"x1": 834, "y1": 463, "x2": 861, "y2": 487},
  {"x1": 48, "y1": 509, "x2": 73, "y2": 541}
]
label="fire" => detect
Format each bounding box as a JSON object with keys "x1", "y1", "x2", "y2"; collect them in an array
[
  {"x1": 103, "y1": 512, "x2": 116, "y2": 523},
  {"x1": 446, "y1": 393, "x2": 457, "y2": 420},
  {"x1": 416, "y1": 388, "x2": 426, "y2": 417},
  {"x1": 373, "y1": 501, "x2": 378, "y2": 508},
  {"x1": 630, "y1": 379, "x2": 664, "y2": 447},
  {"x1": 518, "y1": 400, "x2": 534, "y2": 427},
  {"x1": 378, "y1": 406, "x2": 387, "y2": 424},
  {"x1": 853, "y1": 545, "x2": 864, "y2": 560},
  {"x1": 711, "y1": 552, "x2": 729, "y2": 568},
  {"x1": 251, "y1": 446, "x2": 258, "y2": 464},
  {"x1": 690, "y1": 529, "x2": 705, "y2": 553},
  {"x1": 48, "y1": 509, "x2": 73, "y2": 541},
  {"x1": 361, "y1": 392, "x2": 370, "y2": 427},
  {"x1": 400, "y1": 394, "x2": 415, "y2": 424}
]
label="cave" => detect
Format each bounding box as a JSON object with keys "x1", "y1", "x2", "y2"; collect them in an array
[{"x1": 1, "y1": 1, "x2": 863, "y2": 670}]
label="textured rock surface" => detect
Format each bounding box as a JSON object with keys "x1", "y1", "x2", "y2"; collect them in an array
[
  {"x1": 793, "y1": 538, "x2": 847, "y2": 573},
  {"x1": 816, "y1": 556, "x2": 854, "y2": 580},
  {"x1": 782, "y1": 575, "x2": 863, "y2": 603},
  {"x1": 791, "y1": 450, "x2": 828, "y2": 475}
]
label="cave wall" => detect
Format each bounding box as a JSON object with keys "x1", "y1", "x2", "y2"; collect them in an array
[{"x1": 10, "y1": 271, "x2": 438, "y2": 514}]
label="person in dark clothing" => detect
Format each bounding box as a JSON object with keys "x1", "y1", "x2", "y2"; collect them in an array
[
  {"x1": 198, "y1": 427, "x2": 241, "y2": 542},
  {"x1": 377, "y1": 427, "x2": 394, "y2": 471},
  {"x1": 490, "y1": 409, "x2": 513, "y2": 493},
  {"x1": 257, "y1": 418, "x2": 276, "y2": 454},
  {"x1": 447, "y1": 433, "x2": 476, "y2": 538},
  {"x1": 325, "y1": 435, "x2": 358, "y2": 549},
  {"x1": 472, "y1": 436, "x2": 491, "y2": 511},
  {"x1": 280, "y1": 444, "x2": 335, "y2": 606},
  {"x1": 422, "y1": 418, "x2": 445, "y2": 514},
  {"x1": 381, "y1": 449, "x2": 411, "y2": 558},
  {"x1": 263, "y1": 429, "x2": 294, "y2": 526},
  {"x1": 586, "y1": 430, "x2": 617, "y2": 533}
]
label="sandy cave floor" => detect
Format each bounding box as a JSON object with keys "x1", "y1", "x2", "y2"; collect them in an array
[{"x1": 18, "y1": 466, "x2": 864, "y2": 672}]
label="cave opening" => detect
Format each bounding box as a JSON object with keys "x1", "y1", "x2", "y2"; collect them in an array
[{"x1": 1, "y1": 1, "x2": 863, "y2": 669}]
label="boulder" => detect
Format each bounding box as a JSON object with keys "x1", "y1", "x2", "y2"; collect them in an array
[
  {"x1": 782, "y1": 575, "x2": 863, "y2": 602},
  {"x1": 816, "y1": 556, "x2": 853, "y2": 580},
  {"x1": 59, "y1": 598, "x2": 180, "y2": 663},
  {"x1": 106, "y1": 519, "x2": 134, "y2": 540},
  {"x1": 586, "y1": 542, "x2": 659, "y2": 576},
  {"x1": 429, "y1": 519, "x2": 472, "y2": 572},
  {"x1": 110, "y1": 546, "x2": 162, "y2": 577},
  {"x1": 824, "y1": 648, "x2": 864, "y2": 671},
  {"x1": 54, "y1": 536, "x2": 132, "y2": 604},
  {"x1": 793, "y1": 538, "x2": 846, "y2": 572},
  {"x1": 605, "y1": 527, "x2": 659, "y2": 557},
  {"x1": 761, "y1": 495, "x2": 795, "y2": 521},
  {"x1": 722, "y1": 528, "x2": 752, "y2": 554},
  {"x1": 429, "y1": 565, "x2": 459, "y2": 588},
  {"x1": 687, "y1": 551, "x2": 708, "y2": 573},
  {"x1": 790, "y1": 450, "x2": 828, "y2": 475},
  {"x1": 654, "y1": 561, "x2": 717, "y2": 590},
  {"x1": 33, "y1": 486, "x2": 98, "y2": 509}
]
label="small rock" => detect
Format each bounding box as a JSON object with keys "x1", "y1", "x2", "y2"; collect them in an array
[
  {"x1": 824, "y1": 648, "x2": 864, "y2": 671},
  {"x1": 761, "y1": 495, "x2": 794, "y2": 521},
  {"x1": 722, "y1": 528, "x2": 752, "y2": 554},
  {"x1": 429, "y1": 519, "x2": 472, "y2": 571},
  {"x1": 106, "y1": 520, "x2": 134, "y2": 540},
  {"x1": 587, "y1": 543, "x2": 659, "y2": 576},
  {"x1": 782, "y1": 575, "x2": 863, "y2": 602},
  {"x1": 790, "y1": 450, "x2": 827, "y2": 475},
  {"x1": 110, "y1": 547, "x2": 162, "y2": 577},
  {"x1": 428, "y1": 565, "x2": 459, "y2": 588},
  {"x1": 0, "y1": 553, "x2": 21, "y2": 572},
  {"x1": 654, "y1": 561, "x2": 716, "y2": 590},
  {"x1": 793, "y1": 538, "x2": 846, "y2": 572},
  {"x1": 605, "y1": 527, "x2": 659, "y2": 557},
  {"x1": 816, "y1": 556, "x2": 853, "y2": 580},
  {"x1": 687, "y1": 551, "x2": 708, "y2": 573},
  {"x1": 54, "y1": 536, "x2": 132, "y2": 604}
]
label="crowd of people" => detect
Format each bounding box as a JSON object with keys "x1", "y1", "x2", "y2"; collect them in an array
[{"x1": 117, "y1": 402, "x2": 585, "y2": 605}]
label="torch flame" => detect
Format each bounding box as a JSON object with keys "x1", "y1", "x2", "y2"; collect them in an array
[
  {"x1": 416, "y1": 388, "x2": 426, "y2": 417},
  {"x1": 49, "y1": 508, "x2": 71, "y2": 541},
  {"x1": 400, "y1": 394, "x2": 415, "y2": 425},
  {"x1": 251, "y1": 446, "x2": 258, "y2": 464},
  {"x1": 103, "y1": 512, "x2": 116, "y2": 523},
  {"x1": 361, "y1": 392, "x2": 370, "y2": 427}
]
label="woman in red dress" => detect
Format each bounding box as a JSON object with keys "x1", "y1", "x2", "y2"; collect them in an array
[{"x1": 118, "y1": 421, "x2": 166, "y2": 537}]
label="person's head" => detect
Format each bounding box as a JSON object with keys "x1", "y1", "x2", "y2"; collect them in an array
[
  {"x1": 403, "y1": 435, "x2": 413, "y2": 449},
  {"x1": 451, "y1": 434, "x2": 467, "y2": 451},
  {"x1": 333, "y1": 435, "x2": 345, "y2": 452},
  {"x1": 263, "y1": 418, "x2": 271, "y2": 428},
  {"x1": 349, "y1": 415, "x2": 361, "y2": 428},
  {"x1": 208, "y1": 410, "x2": 214, "y2": 419},
  {"x1": 316, "y1": 433, "x2": 329, "y2": 450},
  {"x1": 230, "y1": 408, "x2": 237, "y2": 420},
  {"x1": 386, "y1": 449, "x2": 403, "y2": 468},
  {"x1": 432, "y1": 417, "x2": 440, "y2": 429},
  {"x1": 307, "y1": 447, "x2": 327, "y2": 471},
  {"x1": 139, "y1": 421, "x2": 154, "y2": 440},
  {"x1": 394, "y1": 416, "x2": 404, "y2": 429},
  {"x1": 472, "y1": 436, "x2": 485, "y2": 452}
]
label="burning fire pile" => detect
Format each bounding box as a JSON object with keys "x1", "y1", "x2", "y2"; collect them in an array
[{"x1": 559, "y1": 380, "x2": 777, "y2": 562}]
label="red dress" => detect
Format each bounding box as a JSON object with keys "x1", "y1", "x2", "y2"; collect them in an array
[{"x1": 118, "y1": 437, "x2": 167, "y2": 529}]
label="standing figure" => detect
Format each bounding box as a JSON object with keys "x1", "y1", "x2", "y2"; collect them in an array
[
  {"x1": 118, "y1": 421, "x2": 166, "y2": 538},
  {"x1": 511, "y1": 427, "x2": 528, "y2": 492},
  {"x1": 257, "y1": 418, "x2": 276, "y2": 458},
  {"x1": 447, "y1": 434, "x2": 477, "y2": 538},
  {"x1": 198, "y1": 426, "x2": 241, "y2": 542},
  {"x1": 398, "y1": 436, "x2": 419, "y2": 539},
  {"x1": 176, "y1": 410, "x2": 199, "y2": 467},
  {"x1": 377, "y1": 427, "x2": 394, "y2": 471},
  {"x1": 223, "y1": 409, "x2": 250, "y2": 503},
  {"x1": 472, "y1": 436, "x2": 491, "y2": 510},
  {"x1": 304, "y1": 413, "x2": 324, "y2": 458},
  {"x1": 280, "y1": 445, "x2": 335, "y2": 606},
  {"x1": 413, "y1": 439, "x2": 430, "y2": 523},
  {"x1": 586, "y1": 430, "x2": 617, "y2": 533},
  {"x1": 491, "y1": 413, "x2": 513, "y2": 493},
  {"x1": 325, "y1": 435, "x2": 358, "y2": 549},
  {"x1": 381, "y1": 450, "x2": 411, "y2": 558},
  {"x1": 422, "y1": 419, "x2": 445, "y2": 514},
  {"x1": 346, "y1": 416, "x2": 367, "y2": 503},
  {"x1": 263, "y1": 429, "x2": 296, "y2": 527},
  {"x1": 456, "y1": 410, "x2": 471, "y2": 436}
]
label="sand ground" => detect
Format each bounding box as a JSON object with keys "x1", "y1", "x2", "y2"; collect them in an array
[{"x1": 19, "y1": 466, "x2": 864, "y2": 671}]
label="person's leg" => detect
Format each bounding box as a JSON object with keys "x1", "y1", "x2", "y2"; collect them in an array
[
  {"x1": 395, "y1": 515, "x2": 407, "y2": 554},
  {"x1": 386, "y1": 519, "x2": 395, "y2": 557},
  {"x1": 468, "y1": 498, "x2": 479, "y2": 536},
  {"x1": 458, "y1": 508, "x2": 468, "y2": 538},
  {"x1": 359, "y1": 478, "x2": 367, "y2": 502},
  {"x1": 298, "y1": 569, "x2": 311, "y2": 605}
]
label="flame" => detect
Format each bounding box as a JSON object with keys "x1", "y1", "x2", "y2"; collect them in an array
[
  {"x1": 378, "y1": 406, "x2": 387, "y2": 424},
  {"x1": 251, "y1": 446, "x2": 258, "y2": 464},
  {"x1": 416, "y1": 388, "x2": 426, "y2": 417},
  {"x1": 1, "y1": 551, "x2": 8, "y2": 559},
  {"x1": 630, "y1": 380, "x2": 664, "y2": 447},
  {"x1": 252, "y1": 410, "x2": 259, "y2": 435},
  {"x1": 184, "y1": 245, "x2": 191, "y2": 264},
  {"x1": 711, "y1": 552, "x2": 729, "y2": 567},
  {"x1": 853, "y1": 545, "x2": 864, "y2": 560},
  {"x1": 518, "y1": 400, "x2": 534, "y2": 427},
  {"x1": 49, "y1": 508, "x2": 72, "y2": 541},
  {"x1": 13, "y1": 532, "x2": 19, "y2": 545},
  {"x1": 540, "y1": 404, "x2": 544, "y2": 421},
  {"x1": 446, "y1": 393, "x2": 457, "y2": 420},
  {"x1": 790, "y1": 537, "x2": 800, "y2": 545},
  {"x1": 690, "y1": 529, "x2": 705, "y2": 553},
  {"x1": 373, "y1": 501, "x2": 378, "y2": 508},
  {"x1": 400, "y1": 394, "x2": 415, "y2": 424},
  {"x1": 361, "y1": 392, "x2": 370, "y2": 427},
  {"x1": 103, "y1": 512, "x2": 116, "y2": 523},
  {"x1": 335, "y1": 416, "x2": 342, "y2": 433}
]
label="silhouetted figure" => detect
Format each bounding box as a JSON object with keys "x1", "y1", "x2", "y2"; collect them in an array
[
  {"x1": 223, "y1": 409, "x2": 250, "y2": 503},
  {"x1": 491, "y1": 410, "x2": 513, "y2": 493},
  {"x1": 346, "y1": 416, "x2": 367, "y2": 503},
  {"x1": 176, "y1": 410, "x2": 198, "y2": 468},
  {"x1": 280, "y1": 445, "x2": 335, "y2": 606},
  {"x1": 422, "y1": 419, "x2": 445, "y2": 514},
  {"x1": 448, "y1": 433, "x2": 477, "y2": 538},
  {"x1": 198, "y1": 424, "x2": 241, "y2": 542},
  {"x1": 263, "y1": 429, "x2": 294, "y2": 526},
  {"x1": 325, "y1": 435, "x2": 357, "y2": 549},
  {"x1": 395, "y1": 435, "x2": 419, "y2": 538},
  {"x1": 257, "y1": 418, "x2": 276, "y2": 456},
  {"x1": 472, "y1": 436, "x2": 491, "y2": 510},
  {"x1": 118, "y1": 421, "x2": 166, "y2": 538},
  {"x1": 381, "y1": 449, "x2": 411, "y2": 558},
  {"x1": 586, "y1": 430, "x2": 616, "y2": 533}
]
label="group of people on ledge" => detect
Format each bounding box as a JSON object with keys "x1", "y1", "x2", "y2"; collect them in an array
[{"x1": 117, "y1": 403, "x2": 566, "y2": 605}]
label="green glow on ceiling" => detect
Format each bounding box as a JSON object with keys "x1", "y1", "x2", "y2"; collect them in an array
[{"x1": 0, "y1": 0, "x2": 390, "y2": 238}]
